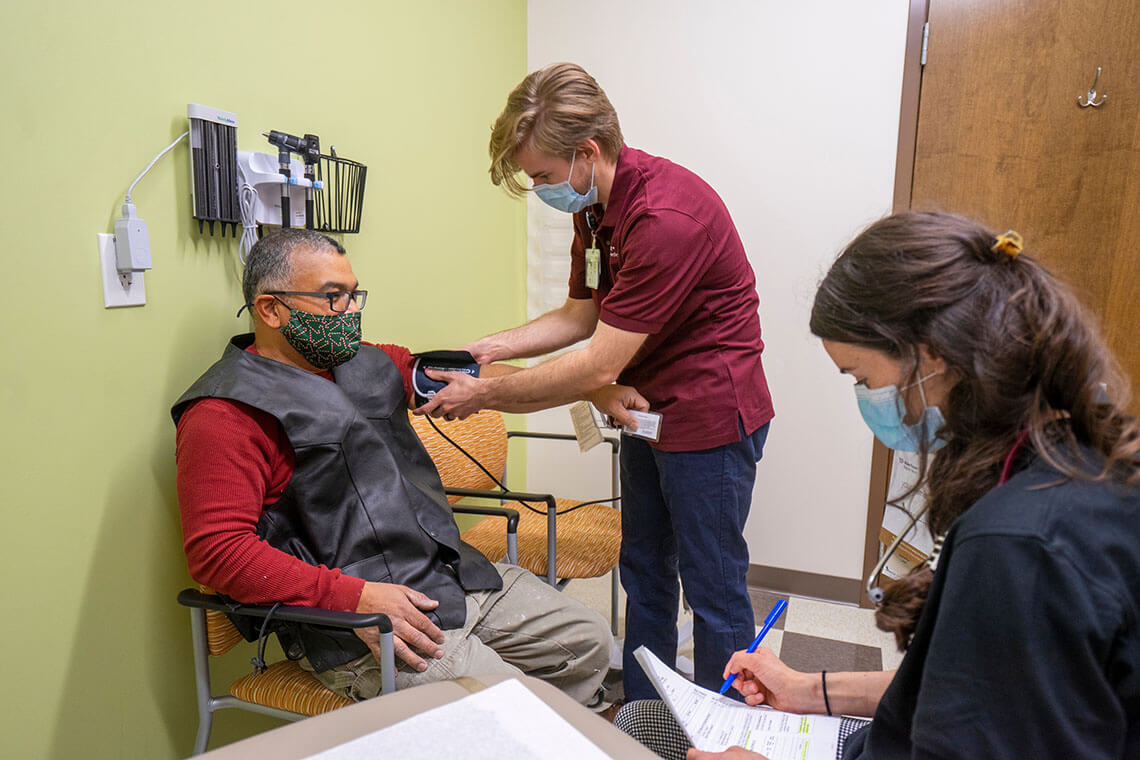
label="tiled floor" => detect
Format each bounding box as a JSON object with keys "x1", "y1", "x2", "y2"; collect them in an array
[
  {"x1": 747, "y1": 587, "x2": 904, "y2": 673},
  {"x1": 563, "y1": 573, "x2": 904, "y2": 699}
]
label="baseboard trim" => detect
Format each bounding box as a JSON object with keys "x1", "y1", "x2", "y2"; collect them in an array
[{"x1": 747, "y1": 564, "x2": 862, "y2": 605}]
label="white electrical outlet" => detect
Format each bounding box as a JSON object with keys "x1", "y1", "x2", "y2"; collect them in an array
[{"x1": 98, "y1": 233, "x2": 146, "y2": 307}]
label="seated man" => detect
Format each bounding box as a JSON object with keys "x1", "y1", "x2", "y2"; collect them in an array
[{"x1": 172, "y1": 228, "x2": 629, "y2": 705}]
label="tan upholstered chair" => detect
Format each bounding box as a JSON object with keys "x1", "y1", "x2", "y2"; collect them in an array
[
  {"x1": 177, "y1": 500, "x2": 520, "y2": 754},
  {"x1": 409, "y1": 410, "x2": 623, "y2": 633},
  {"x1": 175, "y1": 588, "x2": 393, "y2": 755}
]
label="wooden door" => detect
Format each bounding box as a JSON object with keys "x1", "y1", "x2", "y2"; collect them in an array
[
  {"x1": 861, "y1": 0, "x2": 1140, "y2": 606},
  {"x1": 910, "y1": 0, "x2": 1140, "y2": 400}
]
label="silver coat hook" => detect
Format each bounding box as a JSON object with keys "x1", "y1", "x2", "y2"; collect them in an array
[{"x1": 1078, "y1": 66, "x2": 1107, "y2": 107}]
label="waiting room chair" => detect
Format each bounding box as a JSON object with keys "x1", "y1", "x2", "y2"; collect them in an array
[
  {"x1": 409, "y1": 409, "x2": 623, "y2": 635},
  {"x1": 175, "y1": 589, "x2": 393, "y2": 755},
  {"x1": 176, "y1": 495, "x2": 519, "y2": 755}
]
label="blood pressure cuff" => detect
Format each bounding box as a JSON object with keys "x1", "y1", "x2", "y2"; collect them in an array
[{"x1": 412, "y1": 350, "x2": 480, "y2": 407}]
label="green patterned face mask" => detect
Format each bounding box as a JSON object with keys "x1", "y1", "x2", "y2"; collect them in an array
[{"x1": 280, "y1": 309, "x2": 362, "y2": 369}]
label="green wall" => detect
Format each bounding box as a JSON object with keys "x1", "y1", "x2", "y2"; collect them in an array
[{"x1": 0, "y1": 1, "x2": 527, "y2": 756}]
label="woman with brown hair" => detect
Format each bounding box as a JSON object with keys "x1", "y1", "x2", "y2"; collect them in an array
[{"x1": 617, "y1": 210, "x2": 1140, "y2": 759}]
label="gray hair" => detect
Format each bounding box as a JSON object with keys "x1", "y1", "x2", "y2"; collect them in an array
[{"x1": 241, "y1": 229, "x2": 346, "y2": 307}]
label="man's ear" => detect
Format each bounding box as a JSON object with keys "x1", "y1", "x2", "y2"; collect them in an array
[
  {"x1": 253, "y1": 294, "x2": 286, "y2": 329},
  {"x1": 577, "y1": 138, "x2": 603, "y2": 163}
]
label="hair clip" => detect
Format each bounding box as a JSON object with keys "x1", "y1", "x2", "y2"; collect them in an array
[{"x1": 991, "y1": 230, "x2": 1024, "y2": 260}]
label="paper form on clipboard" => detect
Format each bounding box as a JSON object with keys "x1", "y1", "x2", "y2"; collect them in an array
[{"x1": 634, "y1": 646, "x2": 842, "y2": 759}]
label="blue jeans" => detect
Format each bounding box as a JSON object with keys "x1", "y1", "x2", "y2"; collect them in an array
[{"x1": 619, "y1": 420, "x2": 769, "y2": 701}]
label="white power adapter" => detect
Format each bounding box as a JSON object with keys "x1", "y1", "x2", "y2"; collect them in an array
[
  {"x1": 114, "y1": 202, "x2": 151, "y2": 277},
  {"x1": 102, "y1": 130, "x2": 188, "y2": 305}
]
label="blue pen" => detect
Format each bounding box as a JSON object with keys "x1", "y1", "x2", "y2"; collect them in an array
[{"x1": 718, "y1": 598, "x2": 788, "y2": 695}]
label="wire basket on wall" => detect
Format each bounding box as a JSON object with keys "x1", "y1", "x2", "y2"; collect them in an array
[{"x1": 313, "y1": 151, "x2": 367, "y2": 233}]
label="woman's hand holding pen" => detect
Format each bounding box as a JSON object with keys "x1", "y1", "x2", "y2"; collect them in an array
[
  {"x1": 685, "y1": 651, "x2": 846, "y2": 760},
  {"x1": 722, "y1": 648, "x2": 815, "y2": 712}
]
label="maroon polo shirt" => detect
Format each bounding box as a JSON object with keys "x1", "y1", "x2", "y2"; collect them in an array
[{"x1": 568, "y1": 146, "x2": 774, "y2": 452}]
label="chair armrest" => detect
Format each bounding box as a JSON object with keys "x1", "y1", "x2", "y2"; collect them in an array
[
  {"x1": 448, "y1": 499, "x2": 522, "y2": 566},
  {"x1": 507, "y1": 431, "x2": 577, "y2": 441},
  {"x1": 176, "y1": 589, "x2": 393, "y2": 634},
  {"x1": 445, "y1": 487, "x2": 558, "y2": 584},
  {"x1": 449, "y1": 501, "x2": 520, "y2": 532},
  {"x1": 507, "y1": 430, "x2": 620, "y2": 451},
  {"x1": 444, "y1": 486, "x2": 556, "y2": 513}
]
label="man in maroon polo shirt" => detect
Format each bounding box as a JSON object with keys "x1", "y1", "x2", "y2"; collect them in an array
[{"x1": 417, "y1": 63, "x2": 774, "y2": 701}]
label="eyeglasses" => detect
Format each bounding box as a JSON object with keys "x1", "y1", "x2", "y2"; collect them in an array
[
  {"x1": 264, "y1": 290, "x2": 368, "y2": 313},
  {"x1": 865, "y1": 502, "x2": 929, "y2": 605}
]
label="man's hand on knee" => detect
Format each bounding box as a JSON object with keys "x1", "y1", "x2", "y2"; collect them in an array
[{"x1": 354, "y1": 582, "x2": 446, "y2": 671}]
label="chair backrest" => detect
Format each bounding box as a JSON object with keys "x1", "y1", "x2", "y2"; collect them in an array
[{"x1": 407, "y1": 410, "x2": 508, "y2": 502}]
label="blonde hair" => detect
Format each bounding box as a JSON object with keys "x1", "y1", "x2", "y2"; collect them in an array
[{"x1": 488, "y1": 62, "x2": 624, "y2": 197}]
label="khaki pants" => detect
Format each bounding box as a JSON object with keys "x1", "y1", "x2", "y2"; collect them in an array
[{"x1": 306, "y1": 564, "x2": 613, "y2": 706}]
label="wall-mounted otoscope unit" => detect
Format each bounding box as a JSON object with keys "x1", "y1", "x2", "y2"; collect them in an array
[
  {"x1": 187, "y1": 103, "x2": 368, "y2": 260},
  {"x1": 233, "y1": 126, "x2": 368, "y2": 259},
  {"x1": 263, "y1": 130, "x2": 322, "y2": 230},
  {"x1": 102, "y1": 104, "x2": 368, "y2": 308},
  {"x1": 236, "y1": 150, "x2": 311, "y2": 230}
]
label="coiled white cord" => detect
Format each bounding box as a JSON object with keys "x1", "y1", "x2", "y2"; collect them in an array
[{"x1": 239, "y1": 182, "x2": 259, "y2": 263}]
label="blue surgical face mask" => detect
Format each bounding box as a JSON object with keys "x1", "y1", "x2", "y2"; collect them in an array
[
  {"x1": 533, "y1": 150, "x2": 597, "y2": 213},
  {"x1": 854, "y1": 371, "x2": 947, "y2": 452}
]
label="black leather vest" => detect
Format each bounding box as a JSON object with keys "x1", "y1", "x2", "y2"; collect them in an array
[{"x1": 171, "y1": 334, "x2": 502, "y2": 671}]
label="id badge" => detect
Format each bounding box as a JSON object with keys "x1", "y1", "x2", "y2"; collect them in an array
[
  {"x1": 623, "y1": 410, "x2": 662, "y2": 442},
  {"x1": 585, "y1": 247, "x2": 600, "y2": 289},
  {"x1": 604, "y1": 410, "x2": 662, "y2": 442}
]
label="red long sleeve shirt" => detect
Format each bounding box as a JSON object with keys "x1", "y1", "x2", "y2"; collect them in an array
[{"x1": 175, "y1": 342, "x2": 416, "y2": 612}]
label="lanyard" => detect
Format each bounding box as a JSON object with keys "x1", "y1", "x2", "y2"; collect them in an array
[
  {"x1": 583, "y1": 209, "x2": 602, "y2": 289},
  {"x1": 585, "y1": 209, "x2": 600, "y2": 250},
  {"x1": 999, "y1": 430, "x2": 1031, "y2": 485}
]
